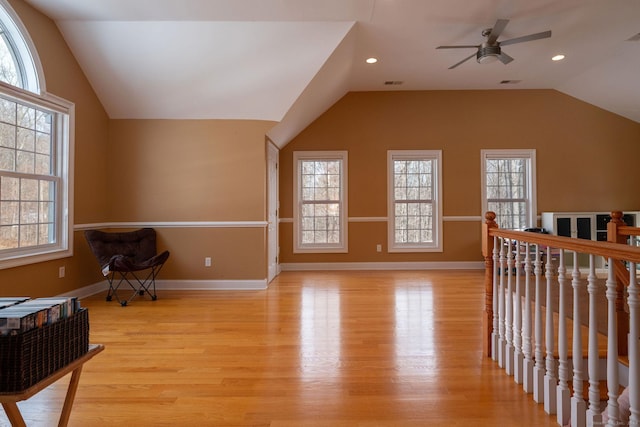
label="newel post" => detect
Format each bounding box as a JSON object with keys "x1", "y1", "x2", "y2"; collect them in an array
[
  {"x1": 608, "y1": 210, "x2": 629, "y2": 357},
  {"x1": 482, "y1": 211, "x2": 498, "y2": 358}
]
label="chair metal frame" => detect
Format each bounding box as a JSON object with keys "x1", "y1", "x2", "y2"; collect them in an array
[
  {"x1": 105, "y1": 262, "x2": 165, "y2": 306},
  {"x1": 85, "y1": 228, "x2": 170, "y2": 306}
]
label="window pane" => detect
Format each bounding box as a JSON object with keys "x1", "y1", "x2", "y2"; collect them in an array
[
  {"x1": 0, "y1": 200, "x2": 18, "y2": 224},
  {"x1": 19, "y1": 224, "x2": 37, "y2": 246},
  {"x1": 484, "y1": 154, "x2": 531, "y2": 229},
  {"x1": 0, "y1": 34, "x2": 20, "y2": 87},
  {"x1": 20, "y1": 178, "x2": 38, "y2": 200},
  {"x1": 0, "y1": 146, "x2": 14, "y2": 170},
  {"x1": 36, "y1": 111, "x2": 51, "y2": 134},
  {"x1": 17, "y1": 104, "x2": 34, "y2": 128},
  {"x1": 0, "y1": 175, "x2": 18, "y2": 199},
  {"x1": 488, "y1": 201, "x2": 527, "y2": 229},
  {"x1": 0, "y1": 98, "x2": 16, "y2": 124},
  {"x1": 0, "y1": 167, "x2": 58, "y2": 250},
  {"x1": 38, "y1": 223, "x2": 53, "y2": 245},
  {"x1": 0, "y1": 224, "x2": 18, "y2": 249},
  {"x1": 392, "y1": 156, "x2": 436, "y2": 247},
  {"x1": 16, "y1": 126, "x2": 34, "y2": 151},
  {"x1": 296, "y1": 154, "x2": 345, "y2": 250},
  {"x1": 20, "y1": 201, "x2": 37, "y2": 223},
  {"x1": 16, "y1": 149, "x2": 34, "y2": 173},
  {"x1": 0, "y1": 122, "x2": 15, "y2": 148}
]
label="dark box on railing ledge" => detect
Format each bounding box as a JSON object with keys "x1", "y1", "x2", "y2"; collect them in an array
[{"x1": 0, "y1": 308, "x2": 89, "y2": 393}]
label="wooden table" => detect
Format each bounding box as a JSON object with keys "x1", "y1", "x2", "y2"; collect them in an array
[{"x1": 0, "y1": 344, "x2": 104, "y2": 427}]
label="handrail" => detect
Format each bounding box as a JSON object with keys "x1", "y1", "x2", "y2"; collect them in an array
[
  {"x1": 619, "y1": 226, "x2": 640, "y2": 237},
  {"x1": 485, "y1": 222, "x2": 640, "y2": 264}
]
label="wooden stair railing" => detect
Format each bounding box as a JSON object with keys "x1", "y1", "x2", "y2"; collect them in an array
[{"x1": 482, "y1": 211, "x2": 640, "y2": 427}]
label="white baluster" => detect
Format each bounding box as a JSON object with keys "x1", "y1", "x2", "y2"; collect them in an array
[
  {"x1": 628, "y1": 262, "x2": 639, "y2": 426},
  {"x1": 523, "y1": 243, "x2": 534, "y2": 393},
  {"x1": 534, "y1": 244, "x2": 545, "y2": 403},
  {"x1": 586, "y1": 255, "x2": 602, "y2": 427},
  {"x1": 545, "y1": 246, "x2": 558, "y2": 414},
  {"x1": 492, "y1": 235, "x2": 499, "y2": 362},
  {"x1": 557, "y1": 249, "x2": 570, "y2": 424},
  {"x1": 604, "y1": 258, "x2": 620, "y2": 426},
  {"x1": 570, "y1": 252, "x2": 586, "y2": 427},
  {"x1": 514, "y1": 240, "x2": 524, "y2": 384},
  {"x1": 506, "y1": 239, "x2": 515, "y2": 376},
  {"x1": 498, "y1": 238, "x2": 506, "y2": 368}
]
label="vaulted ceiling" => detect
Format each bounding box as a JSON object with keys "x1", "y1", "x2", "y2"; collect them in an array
[{"x1": 24, "y1": 0, "x2": 640, "y2": 147}]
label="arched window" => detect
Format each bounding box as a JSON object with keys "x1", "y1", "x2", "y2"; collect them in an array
[
  {"x1": 0, "y1": 0, "x2": 43, "y2": 93},
  {"x1": 0, "y1": 0, "x2": 73, "y2": 269}
]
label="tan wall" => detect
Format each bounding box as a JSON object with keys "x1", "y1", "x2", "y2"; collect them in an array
[
  {"x1": 279, "y1": 90, "x2": 640, "y2": 264},
  {"x1": 107, "y1": 120, "x2": 272, "y2": 221},
  {"x1": 0, "y1": 1, "x2": 111, "y2": 297},
  {"x1": 107, "y1": 119, "x2": 275, "y2": 280}
]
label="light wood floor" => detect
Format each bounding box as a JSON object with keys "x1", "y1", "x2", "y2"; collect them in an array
[{"x1": 1, "y1": 270, "x2": 560, "y2": 426}]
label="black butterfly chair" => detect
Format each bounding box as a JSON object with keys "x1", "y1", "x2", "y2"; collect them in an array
[{"x1": 85, "y1": 228, "x2": 170, "y2": 306}]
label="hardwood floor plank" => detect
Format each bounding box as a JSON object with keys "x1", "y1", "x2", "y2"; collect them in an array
[{"x1": 0, "y1": 270, "x2": 559, "y2": 426}]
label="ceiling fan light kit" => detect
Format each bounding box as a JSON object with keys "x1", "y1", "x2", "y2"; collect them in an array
[
  {"x1": 477, "y1": 44, "x2": 500, "y2": 63},
  {"x1": 437, "y1": 19, "x2": 552, "y2": 69}
]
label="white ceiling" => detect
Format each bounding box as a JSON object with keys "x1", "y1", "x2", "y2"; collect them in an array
[{"x1": 23, "y1": 0, "x2": 640, "y2": 147}]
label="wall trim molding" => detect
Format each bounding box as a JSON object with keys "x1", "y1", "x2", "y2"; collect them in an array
[
  {"x1": 56, "y1": 279, "x2": 268, "y2": 298},
  {"x1": 74, "y1": 221, "x2": 268, "y2": 230},
  {"x1": 154, "y1": 280, "x2": 268, "y2": 291},
  {"x1": 57, "y1": 281, "x2": 109, "y2": 299},
  {"x1": 279, "y1": 216, "x2": 483, "y2": 224},
  {"x1": 280, "y1": 261, "x2": 484, "y2": 271},
  {"x1": 445, "y1": 216, "x2": 483, "y2": 222},
  {"x1": 349, "y1": 217, "x2": 387, "y2": 222}
]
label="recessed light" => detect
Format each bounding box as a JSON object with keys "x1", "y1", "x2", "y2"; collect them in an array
[
  {"x1": 366, "y1": 57, "x2": 378, "y2": 64},
  {"x1": 552, "y1": 54, "x2": 565, "y2": 61}
]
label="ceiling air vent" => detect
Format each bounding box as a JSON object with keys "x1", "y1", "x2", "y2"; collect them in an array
[
  {"x1": 500, "y1": 80, "x2": 522, "y2": 85},
  {"x1": 384, "y1": 80, "x2": 403, "y2": 86},
  {"x1": 627, "y1": 32, "x2": 640, "y2": 41}
]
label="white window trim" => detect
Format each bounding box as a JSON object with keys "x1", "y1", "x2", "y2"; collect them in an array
[
  {"x1": 293, "y1": 151, "x2": 348, "y2": 254},
  {"x1": 0, "y1": 83, "x2": 75, "y2": 270},
  {"x1": 480, "y1": 149, "x2": 537, "y2": 228},
  {"x1": 387, "y1": 150, "x2": 443, "y2": 253}
]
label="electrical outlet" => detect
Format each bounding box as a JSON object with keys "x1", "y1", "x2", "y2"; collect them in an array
[
  {"x1": 58, "y1": 266, "x2": 65, "y2": 278},
  {"x1": 205, "y1": 257, "x2": 212, "y2": 267},
  {"x1": 376, "y1": 244, "x2": 382, "y2": 252}
]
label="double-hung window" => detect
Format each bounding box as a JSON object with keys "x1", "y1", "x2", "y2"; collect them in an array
[
  {"x1": 293, "y1": 151, "x2": 348, "y2": 253},
  {"x1": 387, "y1": 150, "x2": 442, "y2": 252},
  {"x1": 0, "y1": 1, "x2": 73, "y2": 269},
  {"x1": 481, "y1": 149, "x2": 536, "y2": 229}
]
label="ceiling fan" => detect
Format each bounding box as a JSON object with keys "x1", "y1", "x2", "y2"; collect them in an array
[{"x1": 436, "y1": 19, "x2": 551, "y2": 69}]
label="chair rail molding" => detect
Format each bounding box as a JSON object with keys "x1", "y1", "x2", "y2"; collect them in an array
[{"x1": 75, "y1": 221, "x2": 268, "y2": 230}]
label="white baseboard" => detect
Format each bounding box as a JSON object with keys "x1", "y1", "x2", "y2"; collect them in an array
[
  {"x1": 154, "y1": 280, "x2": 267, "y2": 290},
  {"x1": 57, "y1": 281, "x2": 109, "y2": 299},
  {"x1": 56, "y1": 279, "x2": 268, "y2": 299},
  {"x1": 280, "y1": 261, "x2": 484, "y2": 271}
]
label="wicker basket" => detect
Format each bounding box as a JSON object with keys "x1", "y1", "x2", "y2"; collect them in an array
[{"x1": 0, "y1": 308, "x2": 89, "y2": 393}]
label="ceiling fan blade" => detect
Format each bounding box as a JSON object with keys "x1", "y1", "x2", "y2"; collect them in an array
[
  {"x1": 436, "y1": 45, "x2": 478, "y2": 49},
  {"x1": 500, "y1": 30, "x2": 551, "y2": 47},
  {"x1": 498, "y1": 51, "x2": 514, "y2": 65},
  {"x1": 487, "y1": 19, "x2": 509, "y2": 45},
  {"x1": 448, "y1": 52, "x2": 477, "y2": 69}
]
